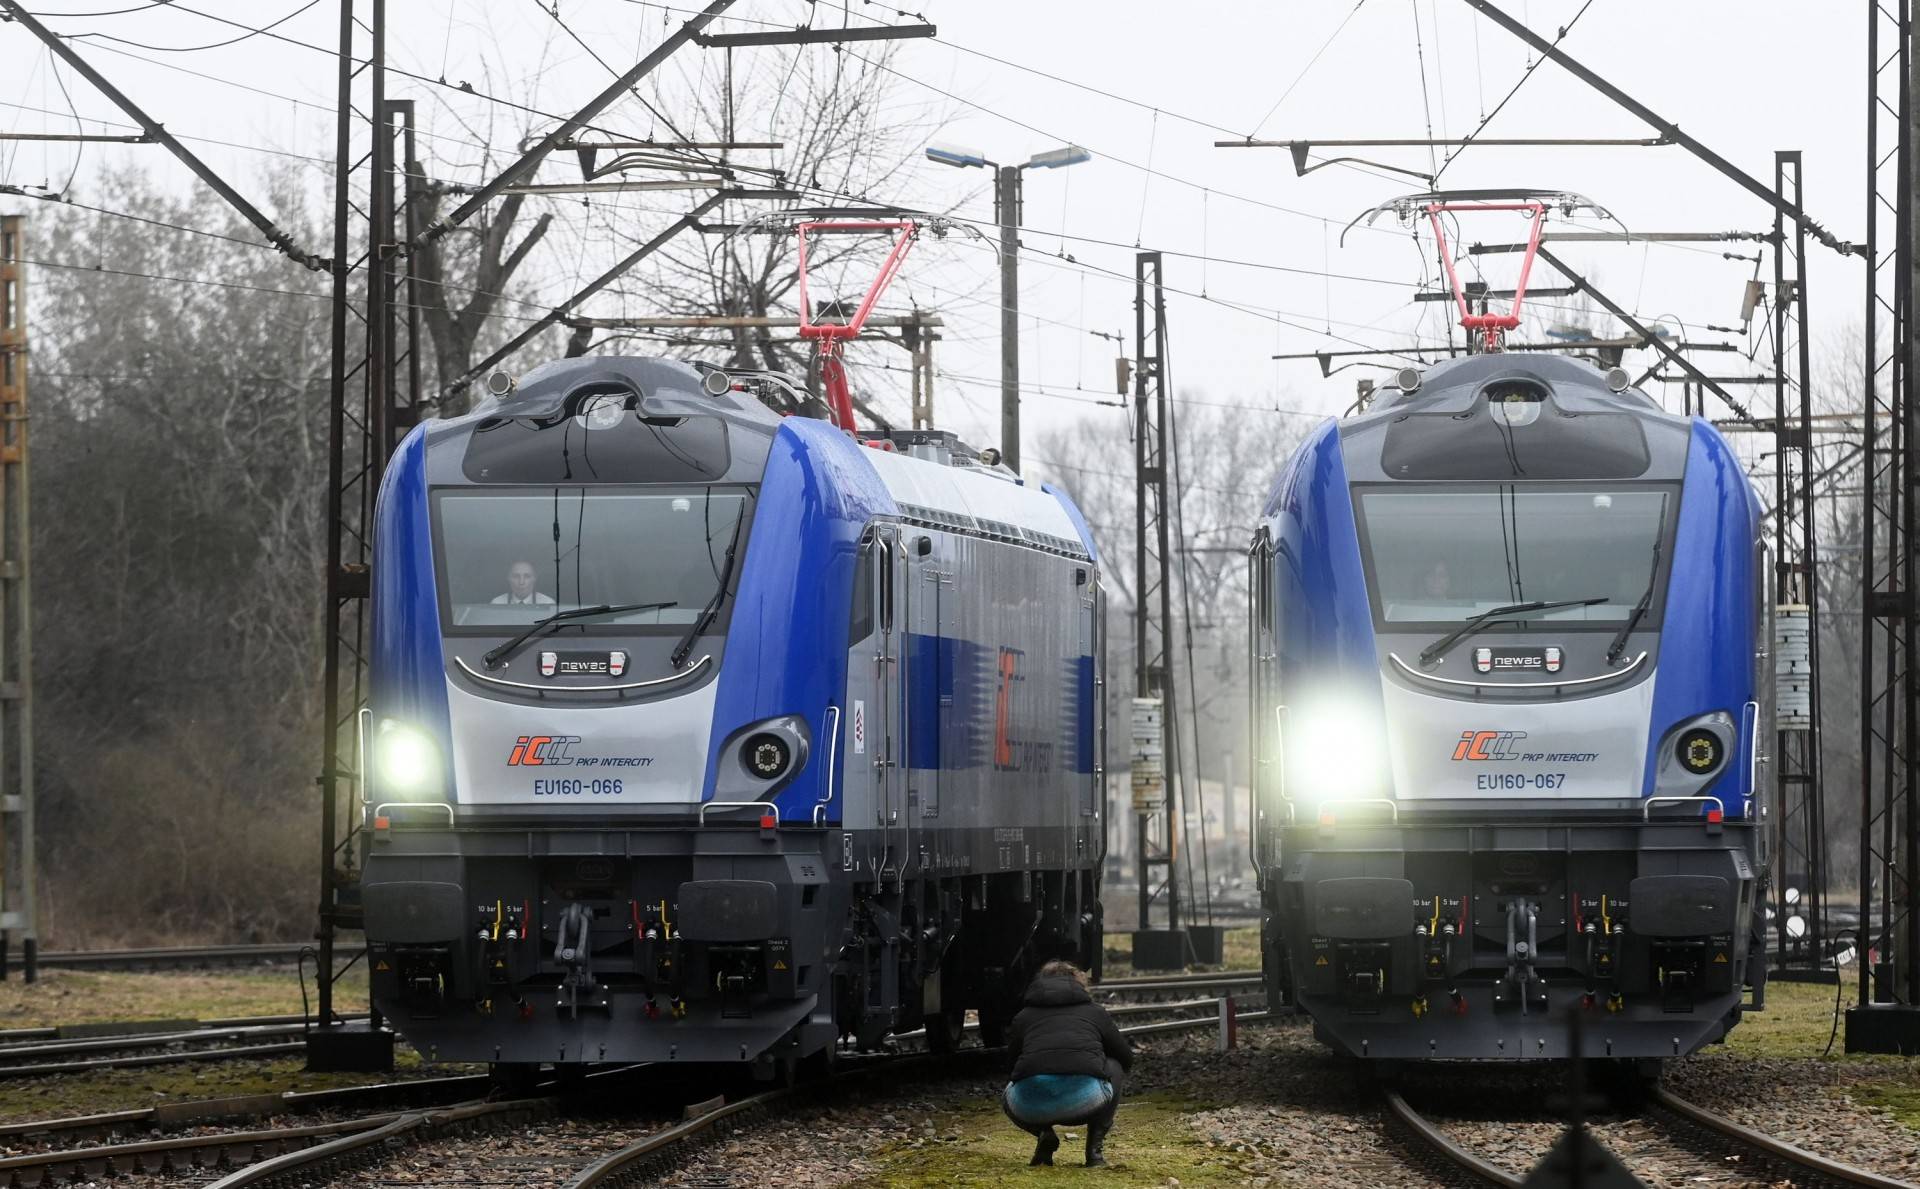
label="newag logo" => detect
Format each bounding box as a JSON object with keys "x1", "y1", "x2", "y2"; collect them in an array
[
  {"x1": 508, "y1": 735, "x2": 582, "y2": 766},
  {"x1": 1452, "y1": 730, "x2": 1529, "y2": 761}
]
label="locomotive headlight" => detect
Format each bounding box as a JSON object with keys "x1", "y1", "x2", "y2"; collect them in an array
[
  {"x1": 1287, "y1": 698, "x2": 1388, "y2": 799},
  {"x1": 742, "y1": 732, "x2": 792, "y2": 780},
  {"x1": 1677, "y1": 728, "x2": 1724, "y2": 775},
  {"x1": 376, "y1": 719, "x2": 440, "y2": 798}
]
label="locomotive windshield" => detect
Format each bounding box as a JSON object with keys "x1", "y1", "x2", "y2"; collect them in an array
[
  {"x1": 1355, "y1": 484, "x2": 1673, "y2": 627},
  {"x1": 432, "y1": 486, "x2": 752, "y2": 631}
]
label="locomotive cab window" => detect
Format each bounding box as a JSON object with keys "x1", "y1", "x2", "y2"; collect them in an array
[
  {"x1": 432, "y1": 486, "x2": 753, "y2": 630},
  {"x1": 848, "y1": 531, "x2": 876, "y2": 643},
  {"x1": 1354, "y1": 484, "x2": 1675, "y2": 629}
]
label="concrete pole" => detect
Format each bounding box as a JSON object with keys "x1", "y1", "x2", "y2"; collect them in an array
[{"x1": 996, "y1": 164, "x2": 1022, "y2": 471}]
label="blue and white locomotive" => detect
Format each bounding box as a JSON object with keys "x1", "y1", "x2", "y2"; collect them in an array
[
  {"x1": 1249, "y1": 352, "x2": 1769, "y2": 1061},
  {"x1": 360, "y1": 356, "x2": 1106, "y2": 1076}
]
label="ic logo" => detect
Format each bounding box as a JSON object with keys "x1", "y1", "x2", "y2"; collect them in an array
[
  {"x1": 993, "y1": 647, "x2": 1023, "y2": 769},
  {"x1": 1452, "y1": 730, "x2": 1528, "y2": 761},
  {"x1": 507, "y1": 735, "x2": 581, "y2": 766}
]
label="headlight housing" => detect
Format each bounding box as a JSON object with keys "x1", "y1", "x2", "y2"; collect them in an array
[
  {"x1": 742, "y1": 732, "x2": 793, "y2": 780},
  {"x1": 375, "y1": 719, "x2": 441, "y2": 799},
  {"x1": 1676, "y1": 727, "x2": 1724, "y2": 775}
]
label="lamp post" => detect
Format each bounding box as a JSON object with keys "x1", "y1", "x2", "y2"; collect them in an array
[{"x1": 926, "y1": 143, "x2": 1091, "y2": 472}]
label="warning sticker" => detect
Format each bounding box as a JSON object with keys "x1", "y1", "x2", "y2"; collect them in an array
[
  {"x1": 1314, "y1": 955, "x2": 1329, "y2": 967},
  {"x1": 852, "y1": 700, "x2": 866, "y2": 755}
]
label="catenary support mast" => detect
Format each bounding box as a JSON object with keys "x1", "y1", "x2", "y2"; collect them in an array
[
  {"x1": 1770, "y1": 151, "x2": 1829, "y2": 971},
  {"x1": 1132, "y1": 251, "x2": 1184, "y2": 965},
  {"x1": 0, "y1": 216, "x2": 34, "y2": 984},
  {"x1": 1850, "y1": 0, "x2": 1920, "y2": 1053}
]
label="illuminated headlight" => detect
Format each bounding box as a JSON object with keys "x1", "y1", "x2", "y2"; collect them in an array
[
  {"x1": 376, "y1": 719, "x2": 441, "y2": 799},
  {"x1": 742, "y1": 732, "x2": 792, "y2": 780},
  {"x1": 1286, "y1": 699, "x2": 1388, "y2": 800},
  {"x1": 1677, "y1": 728, "x2": 1723, "y2": 775}
]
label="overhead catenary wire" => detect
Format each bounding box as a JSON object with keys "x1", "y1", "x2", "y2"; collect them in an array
[
  {"x1": 1434, "y1": 0, "x2": 1598, "y2": 181},
  {"x1": 60, "y1": 0, "x2": 321, "y2": 53},
  {"x1": 8, "y1": 0, "x2": 1724, "y2": 423}
]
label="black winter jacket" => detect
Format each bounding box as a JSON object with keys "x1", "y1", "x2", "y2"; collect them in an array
[{"x1": 1005, "y1": 975, "x2": 1133, "y2": 1082}]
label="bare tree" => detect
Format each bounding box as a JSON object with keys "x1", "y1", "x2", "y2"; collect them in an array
[
  {"x1": 570, "y1": 45, "x2": 956, "y2": 425},
  {"x1": 412, "y1": 181, "x2": 552, "y2": 407},
  {"x1": 24, "y1": 167, "x2": 330, "y2": 942},
  {"x1": 1032, "y1": 402, "x2": 1308, "y2": 839}
]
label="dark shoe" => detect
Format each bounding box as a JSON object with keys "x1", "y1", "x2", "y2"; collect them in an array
[
  {"x1": 1030, "y1": 1128, "x2": 1060, "y2": 1166},
  {"x1": 1085, "y1": 1125, "x2": 1108, "y2": 1167}
]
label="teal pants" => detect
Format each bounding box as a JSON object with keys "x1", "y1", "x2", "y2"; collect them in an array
[{"x1": 1002, "y1": 1074, "x2": 1117, "y2": 1135}]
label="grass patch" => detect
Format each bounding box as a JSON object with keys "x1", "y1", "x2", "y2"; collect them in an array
[
  {"x1": 1850, "y1": 1082, "x2": 1920, "y2": 1131},
  {"x1": 1102, "y1": 926, "x2": 1260, "y2": 978},
  {"x1": 1722, "y1": 979, "x2": 1848, "y2": 1058},
  {"x1": 851, "y1": 1093, "x2": 1252, "y2": 1187},
  {"x1": 0, "y1": 965, "x2": 368, "y2": 1030}
]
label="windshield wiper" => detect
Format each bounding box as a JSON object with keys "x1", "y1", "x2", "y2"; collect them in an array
[
  {"x1": 1606, "y1": 540, "x2": 1663, "y2": 664},
  {"x1": 670, "y1": 509, "x2": 746, "y2": 670},
  {"x1": 1418, "y1": 597, "x2": 1610, "y2": 667},
  {"x1": 483, "y1": 601, "x2": 677, "y2": 670}
]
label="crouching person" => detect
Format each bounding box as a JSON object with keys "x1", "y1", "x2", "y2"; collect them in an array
[{"x1": 1002, "y1": 959, "x2": 1133, "y2": 1167}]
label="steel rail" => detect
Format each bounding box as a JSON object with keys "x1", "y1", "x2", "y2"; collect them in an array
[
  {"x1": 1380, "y1": 1087, "x2": 1524, "y2": 1188},
  {"x1": 0, "y1": 1071, "x2": 494, "y2": 1148},
  {"x1": 203, "y1": 1098, "x2": 556, "y2": 1189},
  {"x1": 0, "y1": 1112, "x2": 409, "y2": 1186},
  {"x1": 1096, "y1": 971, "x2": 1262, "y2": 990},
  {"x1": 0, "y1": 1021, "x2": 324, "y2": 1061},
  {"x1": 30, "y1": 942, "x2": 309, "y2": 969},
  {"x1": 0, "y1": 1010, "x2": 371, "y2": 1045},
  {"x1": 567, "y1": 1089, "x2": 784, "y2": 1188},
  {"x1": 1651, "y1": 1087, "x2": 1920, "y2": 1189},
  {"x1": 0, "y1": 1040, "x2": 307, "y2": 1079}
]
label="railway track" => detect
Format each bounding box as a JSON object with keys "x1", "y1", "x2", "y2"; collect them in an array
[
  {"x1": 0, "y1": 1072, "x2": 499, "y2": 1186},
  {"x1": 1384, "y1": 1082, "x2": 1920, "y2": 1188},
  {"x1": 0, "y1": 1023, "x2": 320, "y2": 1080},
  {"x1": 0, "y1": 992, "x2": 1268, "y2": 1187},
  {"x1": 562, "y1": 1006, "x2": 1267, "y2": 1188},
  {"x1": 0, "y1": 972, "x2": 1264, "y2": 1081}
]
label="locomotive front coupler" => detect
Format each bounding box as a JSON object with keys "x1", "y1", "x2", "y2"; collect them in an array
[
  {"x1": 553, "y1": 902, "x2": 610, "y2": 1018},
  {"x1": 1494, "y1": 899, "x2": 1549, "y2": 1014}
]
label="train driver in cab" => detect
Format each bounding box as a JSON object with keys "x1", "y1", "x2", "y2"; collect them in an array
[{"x1": 491, "y1": 560, "x2": 555, "y2": 607}]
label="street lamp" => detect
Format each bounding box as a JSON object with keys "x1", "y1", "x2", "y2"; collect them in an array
[{"x1": 925, "y1": 142, "x2": 1092, "y2": 472}]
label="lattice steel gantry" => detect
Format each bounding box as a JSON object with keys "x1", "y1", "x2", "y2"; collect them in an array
[{"x1": 1849, "y1": 0, "x2": 1920, "y2": 1053}]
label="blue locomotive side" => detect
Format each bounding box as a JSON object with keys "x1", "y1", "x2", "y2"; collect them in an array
[
  {"x1": 1250, "y1": 354, "x2": 1770, "y2": 1062},
  {"x1": 357, "y1": 357, "x2": 1104, "y2": 1073}
]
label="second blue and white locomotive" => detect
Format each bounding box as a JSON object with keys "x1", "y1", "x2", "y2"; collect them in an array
[{"x1": 1249, "y1": 352, "x2": 1769, "y2": 1061}]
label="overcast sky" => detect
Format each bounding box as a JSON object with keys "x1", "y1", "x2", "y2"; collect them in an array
[{"x1": 0, "y1": 1, "x2": 1877, "y2": 468}]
